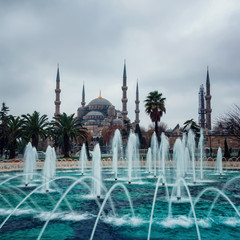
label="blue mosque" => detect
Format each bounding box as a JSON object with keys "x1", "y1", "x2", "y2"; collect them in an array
[{"x1": 54, "y1": 61, "x2": 140, "y2": 139}]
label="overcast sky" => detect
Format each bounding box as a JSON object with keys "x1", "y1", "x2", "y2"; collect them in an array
[{"x1": 0, "y1": 0, "x2": 240, "y2": 130}]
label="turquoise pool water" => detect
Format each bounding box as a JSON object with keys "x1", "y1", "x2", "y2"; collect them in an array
[{"x1": 0, "y1": 169, "x2": 240, "y2": 239}]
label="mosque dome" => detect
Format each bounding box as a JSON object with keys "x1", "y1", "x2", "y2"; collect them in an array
[
  {"x1": 88, "y1": 97, "x2": 112, "y2": 107},
  {"x1": 85, "y1": 111, "x2": 104, "y2": 117}
]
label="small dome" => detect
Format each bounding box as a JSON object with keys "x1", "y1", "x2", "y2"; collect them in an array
[
  {"x1": 85, "y1": 111, "x2": 104, "y2": 117},
  {"x1": 88, "y1": 120, "x2": 97, "y2": 123},
  {"x1": 108, "y1": 105, "x2": 115, "y2": 109},
  {"x1": 78, "y1": 106, "x2": 85, "y2": 111},
  {"x1": 88, "y1": 97, "x2": 112, "y2": 106},
  {"x1": 112, "y1": 118, "x2": 123, "y2": 125},
  {"x1": 117, "y1": 112, "x2": 122, "y2": 117},
  {"x1": 85, "y1": 120, "x2": 97, "y2": 125}
]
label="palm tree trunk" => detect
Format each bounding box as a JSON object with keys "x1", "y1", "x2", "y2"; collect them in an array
[
  {"x1": 32, "y1": 134, "x2": 38, "y2": 148},
  {"x1": 85, "y1": 140, "x2": 90, "y2": 159},
  {"x1": 63, "y1": 134, "x2": 70, "y2": 157},
  {"x1": 155, "y1": 120, "x2": 158, "y2": 139},
  {"x1": 9, "y1": 141, "x2": 16, "y2": 159}
]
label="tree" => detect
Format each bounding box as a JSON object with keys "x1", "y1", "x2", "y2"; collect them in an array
[
  {"x1": 102, "y1": 125, "x2": 123, "y2": 145},
  {"x1": 121, "y1": 119, "x2": 132, "y2": 142},
  {"x1": 85, "y1": 131, "x2": 92, "y2": 159},
  {"x1": 183, "y1": 119, "x2": 200, "y2": 135},
  {"x1": 217, "y1": 104, "x2": 240, "y2": 139},
  {"x1": 145, "y1": 122, "x2": 168, "y2": 147},
  {"x1": 6, "y1": 115, "x2": 24, "y2": 159},
  {"x1": 21, "y1": 111, "x2": 49, "y2": 148},
  {"x1": 224, "y1": 138, "x2": 230, "y2": 158},
  {"x1": 53, "y1": 113, "x2": 87, "y2": 157},
  {"x1": 0, "y1": 102, "x2": 10, "y2": 156},
  {"x1": 144, "y1": 91, "x2": 166, "y2": 138},
  {"x1": 135, "y1": 124, "x2": 147, "y2": 149}
]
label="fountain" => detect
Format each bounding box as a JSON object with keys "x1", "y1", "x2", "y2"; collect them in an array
[
  {"x1": 112, "y1": 129, "x2": 123, "y2": 181},
  {"x1": 79, "y1": 143, "x2": 87, "y2": 175},
  {"x1": 216, "y1": 147, "x2": 223, "y2": 175},
  {"x1": 173, "y1": 138, "x2": 185, "y2": 200},
  {"x1": 151, "y1": 132, "x2": 158, "y2": 178},
  {"x1": 42, "y1": 146, "x2": 56, "y2": 192},
  {"x1": 23, "y1": 142, "x2": 37, "y2": 186},
  {"x1": 127, "y1": 131, "x2": 140, "y2": 184},
  {"x1": 92, "y1": 143, "x2": 102, "y2": 198},
  {"x1": 187, "y1": 129, "x2": 196, "y2": 183},
  {"x1": 146, "y1": 148, "x2": 152, "y2": 173},
  {"x1": 0, "y1": 130, "x2": 239, "y2": 240},
  {"x1": 184, "y1": 146, "x2": 191, "y2": 175},
  {"x1": 198, "y1": 128, "x2": 204, "y2": 180},
  {"x1": 159, "y1": 132, "x2": 169, "y2": 185}
]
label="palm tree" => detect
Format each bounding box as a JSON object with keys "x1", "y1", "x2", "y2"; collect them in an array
[
  {"x1": 52, "y1": 113, "x2": 87, "y2": 157},
  {"x1": 22, "y1": 111, "x2": 49, "y2": 148},
  {"x1": 144, "y1": 91, "x2": 166, "y2": 138},
  {"x1": 183, "y1": 119, "x2": 200, "y2": 134},
  {"x1": 7, "y1": 115, "x2": 24, "y2": 159}
]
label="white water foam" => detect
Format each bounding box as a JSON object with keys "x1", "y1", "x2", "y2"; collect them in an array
[
  {"x1": 222, "y1": 217, "x2": 240, "y2": 227},
  {"x1": 0, "y1": 208, "x2": 35, "y2": 216},
  {"x1": 81, "y1": 193, "x2": 103, "y2": 199},
  {"x1": 160, "y1": 216, "x2": 193, "y2": 228},
  {"x1": 197, "y1": 218, "x2": 212, "y2": 228},
  {"x1": 34, "y1": 188, "x2": 58, "y2": 194},
  {"x1": 37, "y1": 211, "x2": 95, "y2": 221},
  {"x1": 159, "y1": 216, "x2": 211, "y2": 229},
  {"x1": 103, "y1": 215, "x2": 145, "y2": 227},
  {"x1": 170, "y1": 197, "x2": 191, "y2": 203}
]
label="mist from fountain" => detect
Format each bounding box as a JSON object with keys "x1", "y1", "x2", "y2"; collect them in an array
[
  {"x1": 92, "y1": 143, "x2": 102, "y2": 198},
  {"x1": 173, "y1": 138, "x2": 185, "y2": 199},
  {"x1": 42, "y1": 146, "x2": 57, "y2": 192},
  {"x1": 182, "y1": 132, "x2": 187, "y2": 148},
  {"x1": 151, "y1": 132, "x2": 158, "y2": 178},
  {"x1": 198, "y1": 128, "x2": 204, "y2": 180},
  {"x1": 159, "y1": 132, "x2": 169, "y2": 184},
  {"x1": 127, "y1": 132, "x2": 140, "y2": 184},
  {"x1": 184, "y1": 147, "x2": 191, "y2": 175},
  {"x1": 187, "y1": 129, "x2": 196, "y2": 183},
  {"x1": 79, "y1": 143, "x2": 87, "y2": 175},
  {"x1": 216, "y1": 147, "x2": 223, "y2": 175},
  {"x1": 146, "y1": 148, "x2": 152, "y2": 173},
  {"x1": 112, "y1": 129, "x2": 123, "y2": 181},
  {"x1": 23, "y1": 142, "x2": 37, "y2": 186}
]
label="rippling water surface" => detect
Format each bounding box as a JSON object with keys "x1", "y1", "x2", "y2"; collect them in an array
[{"x1": 0, "y1": 169, "x2": 240, "y2": 239}]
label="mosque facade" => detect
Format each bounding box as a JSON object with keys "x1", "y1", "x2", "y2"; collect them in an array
[
  {"x1": 54, "y1": 61, "x2": 140, "y2": 139},
  {"x1": 77, "y1": 91, "x2": 123, "y2": 139}
]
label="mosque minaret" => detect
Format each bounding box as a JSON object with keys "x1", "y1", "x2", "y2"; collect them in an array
[
  {"x1": 54, "y1": 64, "x2": 61, "y2": 117},
  {"x1": 121, "y1": 60, "x2": 128, "y2": 122}
]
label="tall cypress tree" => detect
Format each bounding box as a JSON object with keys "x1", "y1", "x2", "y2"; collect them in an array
[{"x1": 0, "y1": 102, "x2": 9, "y2": 156}]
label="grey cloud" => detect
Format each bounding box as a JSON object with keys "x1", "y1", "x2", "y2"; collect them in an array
[{"x1": 0, "y1": 0, "x2": 240, "y2": 129}]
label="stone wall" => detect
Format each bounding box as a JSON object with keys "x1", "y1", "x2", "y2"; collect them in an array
[
  {"x1": 168, "y1": 132, "x2": 240, "y2": 153},
  {"x1": 1, "y1": 159, "x2": 240, "y2": 172}
]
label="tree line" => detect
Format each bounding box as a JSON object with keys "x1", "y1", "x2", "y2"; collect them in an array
[
  {"x1": 0, "y1": 103, "x2": 87, "y2": 159},
  {"x1": 1, "y1": 90, "x2": 238, "y2": 159}
]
